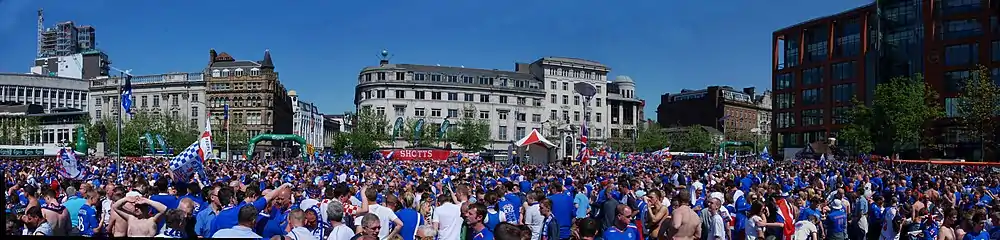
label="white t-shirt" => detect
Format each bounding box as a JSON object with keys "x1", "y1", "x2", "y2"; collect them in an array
[
  {"x1": 355, "y1": 204, "x2": 399, "y2": 240},
  {"x1": 432, "y1": 202, "x2": 463, "y2": 240},
  {"x1": 792, "y1": 220, "x2": 817, "y2": 240},
  {"x1": 880, "y1": 207, "x2": 899, "y2": 240},
  {"x1": 745, "y1": 216, "x2": 763, "y2": 240},
  {"x1": 288, "y1": 226, "x2": 318, "y2": 240},
  {"x1": 24, "y1": 222, "x2": 53, "y2": 236},
  {"x1": 710, "y1": 213, "x2": 726, "y2": 240},
  {"x1": 327, "y1": 224, "x2": 355, "y2": 240}
]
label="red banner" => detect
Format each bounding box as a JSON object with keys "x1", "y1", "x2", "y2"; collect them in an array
[{"x1": 381, "y1": 149, "x2": 458, "y2": 161}]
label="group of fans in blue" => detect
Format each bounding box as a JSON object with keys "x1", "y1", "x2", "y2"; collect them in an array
[{"x1": 3, "y1": 153, "x2": 1000, "y2": 240}]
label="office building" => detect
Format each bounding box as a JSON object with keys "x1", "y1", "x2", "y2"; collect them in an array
[
  {"x1": 289, "y1": 90, "x2": 325, "y2": 150},
  {"x1": 771, "y1": 0, "x2": 998, "y2": 158},
  {"x1": 38, "y1": 19, "x2": 98, "y2": 58},
  {"x1": 0, "y1": 104, "x2": 88, "y2": 148},
  {"x1": 0, "y1": 73, "x2": 90, "y2": 113},
  {"x1": 605, "y1": 76, "x2": 646, "y2": 141},
  {"x1": 657, "y1": 86, "x2": 769, "y2": 139},
  {"x1": 204, "y1": 49, "x2": 294, "y2": 153},
  {"x1": 88, "y1": 72, "x2": 207, "y2": 130},
  {"x1": 355, "y1": 53, "x2": 547, "y2": 158}
]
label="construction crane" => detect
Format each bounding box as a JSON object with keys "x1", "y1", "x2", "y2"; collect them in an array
[{"x1": 37, "y1": 8, "x2": 44, "y2": 58}]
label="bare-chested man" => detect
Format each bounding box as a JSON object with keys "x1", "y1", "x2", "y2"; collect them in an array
[
  {"x1": 107, "y1": 189, "x2": 129, "y2": 237},
  {"x1": 113, "y1": 194, "x2": 168, "y2": 237},
  {"x1": 40, "y1": 187, "x2": 70, "y2": 236},
  {"x1": 937, "y1": 208, "x2": 957, "y2": 240},
  {"x1": 663, "y1": 189, "x2": 700, "y2": 240}
]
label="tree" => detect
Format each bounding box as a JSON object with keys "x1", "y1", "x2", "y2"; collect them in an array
[
  {"x1": 667, "y1": 126, "x2": 714, "y2": 152},
  {"x1": 957, "y1": 65, "x2": 1000, "y2": 161},
  {"x1": 77, "y1": 111, "x2": 198, "y2": 156},
  {"x1": 213, "y1": 117, "x2": 250, "y2": 154},
  {"x1": 0, "y1": 116, "x2": 41, "y2": 145},
  {"x1": 342, "y1": 109, "x2": 389, "y2": 158},
  {"x1": 449, "y1": 107, "x2": 490, "y2": 152},
  {"x1": 839, "y1": 75, "x2": 944, "y2": 155},
  {"x1": 400, "y1": 119, "x2": 438, "y2": 147},
  {"x1": 635, "y1": 123, "x2": 669, "y2": 152}
]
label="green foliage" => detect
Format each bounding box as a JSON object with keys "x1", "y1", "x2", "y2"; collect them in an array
[
  {"x1": 839, "y1": 75, "x2": 944, "y2": 155},
  {"x1": 341, "y1": 109, "x2": 390, "y2": 158},
  {"x1": 635, "y1": 123, "x2": 669, "y2": 152},
  {"x1": 957, "y1": 65, "x2": 1000, "y2": 160},
  {"x1": 82, "y1": 111, "x2": 199, "y2": 156},
  {"x1": 449, "y1": 107, "x2": 490, "y2": 152},
  {"x1": 0, "y1": 116, "x2": 41, "y2": 145},
  {"x1": 667, "y1": 125, "x2": 714, "y2": 152},
  {"x1": 401, "y1": 119, "x2": 438, "y2": 147},
  {"x1": 214, "y1": 118, "x2": 249, "y2": 154}
]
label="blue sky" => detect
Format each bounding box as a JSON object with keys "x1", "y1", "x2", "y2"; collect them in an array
[{"x1": 0, "y1": 0, "x2": 872, "y2": 116}]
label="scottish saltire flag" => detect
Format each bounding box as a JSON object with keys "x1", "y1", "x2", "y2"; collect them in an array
[
  {"x1": 761, "y1": 146, "x2": 774, "y2": 165},
  {"x1": 56, "y1": 148, "x2": 88, "y2": 180},
  {"x1": 169, "y1": 117, "x2": 212, "y2": 182}
]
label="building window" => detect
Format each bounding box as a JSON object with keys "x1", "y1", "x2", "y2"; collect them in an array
[
  {"x1": 831, "y1": 61, "x2": 855, "y2": 80},
  {"x1": 431, "y1": 108, "x2": 442, "y2": 117},
  {"x1": 394, "y1": 106, "x2": 405, "y2": 116},
  {"x1": 992, "y1": 68, "x2": 999, "y2": 85},
  {"x1": 596, "y1": 113, "x2": 602, "y2": 122},
  {"x1": 172, "y1": 94, "x2": 179, "y2": 106},
  {"x1": 532, "y1": 114, "x2": 541, "y2": 123},
  {"x1": 499, "y1": 96, "x2": 508, "y2": 104},
  {"x1": 464, "y1": 109, "x2": 474, "y2": 118},
  {"x1": 415, "y1": 91, "x2": 425, "y2": 100},
  {"x1": 834, "y1": 18, "x2": 861, "y2": 57},
  {"x1": 595, "y1": 98, "x2": 602, "y2": 107},
  {"x1": 562, "y1": 95, "x2": 568, "y2": 105},
  {"x1": 802, "y1": 109, "x2": 823, "y2": 126},
  {"x1": 832, "y1": 83, "x2": 855, "y2": 103},
  {"x1": 396, "y1": 72, "x2": 405, "y2": 80},
  {"x1": 945, "y1": 97, "x2": 961, "y2": 117},
  {"x1": 944, "y1": 70, "x2": 971, "y2": 92},
  {"x1": 447, "y1": 76, "x2": 457, "y2": 82},
  {"x1": 516, "y1": 127, "x2": 526, "y2": 140},
  {"x1": 141, "y1": 96, "x2": 148, "y2": 107},
  {"x1": 376, "y1": 107, "x2": 386, "y2": 116},
  {"x1": 377, "y1": 72, "x2": 386, "y2": 80},
  {"x1": 478, "y1": 111, "x2": 490, "y2": 119},
  {"x1": 430, "y1": 74, "x2": 441, "y2": 81},
  {"x1": 447, "y1": 109, "x2": 458, "y2": 118},
  {"x1": 573, "y1": 111, "x2": 580, "y2": 122},
  {"x1": 944, "y1": 43, "x2": 978, "y2": 66},
  {"x1": 801, "y1": 88, "x2": 822, "y2": 105},
  {"x1": 153, "y1": 95, "x2": 160, "y2": 107},
  {"x1": 234, "y1": 68, "x2": 244, "y2": 77},
  {"x1": 414, "y1": 73, "x2": 426, "y2": 81},
  {"x1": 776, "y1": 93, "x2": 795, "y2": 109},
  {"x1": 550, "y1": 94, "x2": 557, "y2": 104},
  {"x1": 212, "y1": 69, "x2": 220, "y2": 77},
  {"x1": 833, "y1": 106, "x2": 850, "y2": 124},
  {"x1": 938, "y1": 19, "x2": 982, "y2": 40},
  {"x1": 784, "y1": 36, "x2": 800, "y2": 68},
  {"x1": 550, "y1": 110, "x2": 557, "y2": 120},
  {"x1": 395, "y1": 90, "x2": 405, "y2": 98},
  {"x1": 498, "y1": 126, "x2": 508, "y2": 141},
  {"x1": 936, "y1": 0, "x2": 982, "y2": 16},
  {"x1": 480, "y1": 95, "x2": 489, "y2": 103},
  {"x1": 562, "y1": 82, "x2": 568, "y2": 91},
  {"x1": 499, "y1": 111, "x2": 508, "y2": 120},
  {"x1": 802, "y1": 67, "x2": 823, "y2": 85},
  {"x1": 191, "y1": 106, "x2": 198, "y2": 118},
  {"x1": 805, "y1": 26, "x2": 829, "y2": 62},
  {"x1": 777, "y1": 112, "x2": 796, "y2": 128},
  {"x1": 517, "y1": 97, "x2": 526, "y2": 105},
  {"x1": 516, "y1": 112, "x2": 526, "y2": 122},
  {"x1": 464, "y1": 94, "x2": 474, "y2": 102},
  {"x1": 776, "y1": 73, "x2": 794, "y2": 90},
  {"x1": 573, "y1": 96, "x2": 580, "y2": 105},
  {"x1": 221, "y1": 69, "x2": 230, "y2": 77},
  {"x1": 462, "y1": 76, "x2": 474, "y2": 84},
  {"x1": 414, "y1": 108, "x2": 426, "y2": 117},
  {"x1": 447, "y1": 93, "x2": 458, "y2": 101}
]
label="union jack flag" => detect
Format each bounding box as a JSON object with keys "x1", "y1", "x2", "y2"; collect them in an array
[{"x1": 577, "y1": 120, "x2": 590, "y2": 162}]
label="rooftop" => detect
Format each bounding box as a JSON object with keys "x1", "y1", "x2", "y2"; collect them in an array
[{"x1": 774, "y1": 3, "x2": 873, "y2": 33}]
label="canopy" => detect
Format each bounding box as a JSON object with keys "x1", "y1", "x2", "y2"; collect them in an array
[{"x1": 514, "y1": 129, "x2": 556, "y2": 148}]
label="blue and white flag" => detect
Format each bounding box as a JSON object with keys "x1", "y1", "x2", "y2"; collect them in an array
[
  {"x1": 121, "y1": 74, "x2": 133, "y2": 116},
  {"x1": 169, "y1": 117, "x2": 212, "y2": 183},
  {"x1": 57, "y1": 148, "x2": 88, "y2": 180},
  {"x1": 761, "y1": 146, "x2": 774, "y2": 165}
]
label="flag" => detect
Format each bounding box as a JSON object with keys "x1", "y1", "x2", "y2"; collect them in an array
[
  {"x1": 577, "y1": 120, "x2": 590, "y2": 162},
  {"x1": 774, "y1": 197, "x2": 795, "y2": 240},
  {"x1": 121, "y1": 74, "x2": 133, "y2": 115},
  {"x1": 223, "y1": 104, "x2": 230, "y2": 130},
  {"x1": 169, "y1": 118, "x2": 212, "y2": 182},
  {"x1": 761, "y1": 146, "x2": 774, "y2": 165},
  {"x1": 56, "y1": 148, "x2": 87, "y2": 180}
]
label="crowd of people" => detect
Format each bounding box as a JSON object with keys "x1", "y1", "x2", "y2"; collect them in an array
[{"x1": 3, "y1": 153, "x2": 1000, "y2": 240}]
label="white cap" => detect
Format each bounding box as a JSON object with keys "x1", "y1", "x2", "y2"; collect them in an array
[{"x1": 831, "y1": 199, "x2": 843, "y2": 210}]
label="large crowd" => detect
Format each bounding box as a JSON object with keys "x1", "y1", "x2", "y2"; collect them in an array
[{"x1": 3, "y1": 154, "x2": 1000, "y2": 240}]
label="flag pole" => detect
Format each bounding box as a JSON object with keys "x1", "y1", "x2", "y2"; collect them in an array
[
  {"x1": 116, "y1": 72, "x2": 123, "y2": 178},
  {"x1": 226, "y1": 104, "x2": 230, "y2": 162}
]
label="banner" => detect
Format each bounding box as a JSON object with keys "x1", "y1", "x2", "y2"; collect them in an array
[
  {"x1": 380, "y1": 149, "x2": 459, "y2": 161},
  {"x1": 56, "y1": 148, "x2": 87, "y2": 180},
  {"x1": 155, "y1": 134, "x2": 168, "y2": 154},
  {"x1": 143, "y1": 133, "x2": 156, "y2": 154}
]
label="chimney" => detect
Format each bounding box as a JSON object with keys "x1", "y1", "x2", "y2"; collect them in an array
[
  {"x1": 514, "y1": 63, "x2": 531, "y2": 74},
  {"x1": 209, "y1": 49, "x2": 217, "y2": 64},
  {"x1": 743, "y1": 87, "x2": 756, "y2": 96}
]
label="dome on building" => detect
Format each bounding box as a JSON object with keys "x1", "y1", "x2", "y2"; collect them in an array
[
  {"x1": 288, "y1": 90, "x2": 298, "y2": 96},
  {"x1": 613, "y1": 75, "x2": 634, "y2": 83}
]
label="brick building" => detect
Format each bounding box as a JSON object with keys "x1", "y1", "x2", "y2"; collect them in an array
[{"x1": 657, "y1": 86, "x2": 770, "y2": 139}]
